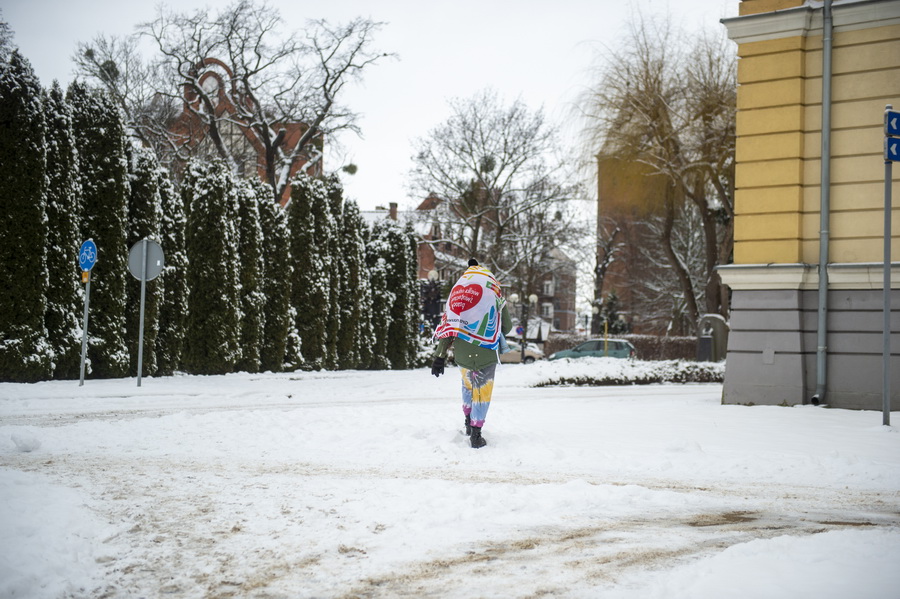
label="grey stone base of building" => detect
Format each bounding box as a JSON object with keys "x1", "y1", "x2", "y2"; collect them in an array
[{"x1": 723, "y1": 286, "x2": 899, "y2": 411}]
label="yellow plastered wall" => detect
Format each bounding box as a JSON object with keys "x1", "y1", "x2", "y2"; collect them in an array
[
  {"x1": 740, "y1": 0, "x2": 804, "y2": 17},
  {"x1": 731, "y1": 9, "x2": 900, "y2": 265},
  {"x1": 733, "y1": 34, "x2": 807, "y2": 263}
]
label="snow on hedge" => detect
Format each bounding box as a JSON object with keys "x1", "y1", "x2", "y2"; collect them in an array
[{"x1": 501, "y1": 357, "x2": 725, "y2": 388}]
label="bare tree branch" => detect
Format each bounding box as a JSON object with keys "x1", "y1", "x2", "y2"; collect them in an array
[
  {"x1": 578, "y1": 11, "x2": 735, "y2": 332},
  {"x1": 410, "y1": 89, "x2": 588, "y2": 296},
  {"x1": 75, "y1": 0, "x2": 391, "y2": 203}
]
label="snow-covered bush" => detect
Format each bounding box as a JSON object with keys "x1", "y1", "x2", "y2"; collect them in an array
[
  {"x1": 182, "y1": 160, "x2": 242, "y2": 375},
  {"x1": 68, "y1": 81, "x2": 131, "y2": 378},
  {"x1": 125, "y1": 144, "x2": 163, "y2": 377},
  {"x1": 154, "y1": 169, "x2": 187, "y2": 376},
  {"x1": 43, "y1": 82, "x2": 83, "y2": 380},
  {"x1": 234, "y1": 178, "x2": 265, "y2": 373},
  {"x1": 337, "y1": 199, "x2": 375, "y2": 370},
  {"x1": 367, "y1": 219, "x2": 419, "y2": 370},
  {"x1": 532, "y1": 358, "x2": 724, "y2": 387},
  {"x1": 257, "y1": 180, "x2": 293, "y2": 373},
  {"x1": 0, "y1": 51, "x2": 52, "y2": 382},
  {"x1": 288, "y1": 175, "x2": 330, "y2": 369}
]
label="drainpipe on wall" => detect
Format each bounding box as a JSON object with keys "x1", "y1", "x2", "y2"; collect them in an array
[{"x1": 813, "y1": 0, "x2": 834, "y2": 405}]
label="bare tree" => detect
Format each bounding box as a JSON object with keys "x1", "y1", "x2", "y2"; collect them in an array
[
  {"x1": 410, "y1": 89, "x2": 587, "y2": 295},
  {"x1": 589, "y1": 215, "x2": 623, "y2": 332},
  {"x1": 75, "y1": 0, "x2": 389, "y2": 204},
  {"x1": 631, "y1": 199, "x2": 708, "y2": 335},
  {"x1": 580, "y1": 13, "x2": 735, "y2": 331},
  {"x1": 74, "y1": 35, "x2": 181, "y2": 158},
  {"x1": 594, "y1": 216, "x2": 623, "y2": 300}
]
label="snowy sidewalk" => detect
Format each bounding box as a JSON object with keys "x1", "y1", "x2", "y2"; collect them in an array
[{"x1": 2, "y1": 362, "x2": 899, "y2": 598}]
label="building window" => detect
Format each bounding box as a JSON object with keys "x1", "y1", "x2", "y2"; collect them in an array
[
  {"x1": 542, "y1": 278, "x2": 554, "y2": 296},
  {"x1": 541, "y1": 302, "x2": 553, "y2": 319}
]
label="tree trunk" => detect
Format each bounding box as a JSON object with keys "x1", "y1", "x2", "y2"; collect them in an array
[{"x1": 661, "y1": 185, "x2": 700, "y2": 331}]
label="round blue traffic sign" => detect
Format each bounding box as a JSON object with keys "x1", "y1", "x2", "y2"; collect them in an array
[
  {"x1": 79, "y1": 240, "x2": 98, "y2": 271},
  {"x1": 515, "y1": 325, "x2": 525, "y2": 336}
]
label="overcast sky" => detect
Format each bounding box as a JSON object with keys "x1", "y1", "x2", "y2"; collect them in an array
[{"x1": 4, "y1": 0, "x2": 737, "y2": 212}]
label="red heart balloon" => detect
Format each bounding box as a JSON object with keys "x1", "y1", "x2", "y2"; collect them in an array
[{"x1": 448, "y1": 284, "x2": 483, "y2": 315}]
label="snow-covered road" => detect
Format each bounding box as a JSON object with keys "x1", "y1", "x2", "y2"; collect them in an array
[{"x1": 2, "y1": 361, "x2": 899, "y2": 598}]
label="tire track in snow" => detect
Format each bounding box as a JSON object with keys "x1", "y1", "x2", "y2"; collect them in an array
[
  {"x1": 4, "y1": 451, "x2": 898, "y2": 598},
  {"x1": 339, "y1": 510, "x2": 897, "y2": 598}
]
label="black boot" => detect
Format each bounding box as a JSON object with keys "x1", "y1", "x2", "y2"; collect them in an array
[
  {"x1": 465, "y1": 414, "x2": 472, "y2": 436},
  {"x1": 470, "y1": 425, "x2": 486, "y2": 449}
]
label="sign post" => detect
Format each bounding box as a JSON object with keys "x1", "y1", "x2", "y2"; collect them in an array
[
  {"x1": 78, "y1": 239, "x2": 98, "y2": 386},
  {"x1": 883, "y1": 106, "x2": 899, "y2": 425},
  {"x1": 128, "y1": 239, "x2": 165, "y2": 387}
]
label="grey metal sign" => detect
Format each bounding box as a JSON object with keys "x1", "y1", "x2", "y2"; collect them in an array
[
  {"x1": 128, "y1": 239, "x2": 165, "y2": 387},
  {"x1": 128, "y1": 239, "x2": 164, "y2": 281}
]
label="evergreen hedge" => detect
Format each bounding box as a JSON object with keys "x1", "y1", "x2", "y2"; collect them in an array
[
  {"x1": 235, "y1": 178, "x2": 265, "y2": 373},
  {"x1": 257, "y1": 181, "x2": 293, "y2": 372},
  {"x1": 288, "y1": 176, "x2": 330, "y2": 368},
  {"x1": 125, "y1": 145, "x2": 163, "y2": 377},
  {"x1": 0, "y1": 48, "x2": 426, "y2": 380},
  {"x1": 0, "y1": 51, "x2": 52, "y2": 382},
  {"x1": 182, "y1": 160, "x2": 242, "y2": 375},
  {"x1": 154, "y1": 171, "x2": 188, "y2": 376},
  {"x1": 68, "y1": 82, "x2": 130, "y2": 378},
  {"x1": 337, "y1": 200, "x2": 375, "y2": 370},
  {"x1": 43, "y1": 82, "x2": 83, "y2": 379}
]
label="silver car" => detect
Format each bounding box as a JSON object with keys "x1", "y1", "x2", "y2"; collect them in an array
[{"x1": 500, "y1": 340, "x2": 544, "y2": 364}]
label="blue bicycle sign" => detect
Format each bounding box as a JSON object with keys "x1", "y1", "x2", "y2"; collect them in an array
[{"x1": 79, "y1": 239, "x2": 98, "y2": 271}]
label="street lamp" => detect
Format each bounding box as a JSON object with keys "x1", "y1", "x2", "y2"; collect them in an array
[
  {"x1": 423, "y1": 270, "x2": 442, "y2": 330},
  {"x1": 509, "y1": 292, "x2": 538, "y2": 363}
]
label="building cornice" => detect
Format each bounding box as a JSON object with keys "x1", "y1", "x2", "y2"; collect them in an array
[
  {"x1": 722, "y1": 0, "x2": 900, "y2": 45},
  {"x1": 717, "y1": 262, "x2": 900, "y2": 290}
]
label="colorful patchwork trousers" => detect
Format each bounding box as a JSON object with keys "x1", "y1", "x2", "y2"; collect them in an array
[{"x1": 460, "y1": 363, "x2": 497, "y2": 428}]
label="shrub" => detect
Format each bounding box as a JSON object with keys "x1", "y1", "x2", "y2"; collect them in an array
[
  {"x1": 625, "y1": 335, "x2": 697, "y2": 361},
  {"x1": 533, "y1": 359, "x2": 724, "y2": 387}
]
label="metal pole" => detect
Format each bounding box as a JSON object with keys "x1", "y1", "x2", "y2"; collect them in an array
[
  {"x1": 814, "y1": 0, "x2": 834, "y2": 405},
  {"x1": 79, "y1": 271, "x2": 91, "y2": 386},
  {"x1": 521, "y1": 303, "x2": 527, "y2": 363},
  {"x1": 137, "y1": 239, "x2": 148, "y2": 387},
  {"x1": 885, "y1": 122, "x2": 893, "y2": 426}
]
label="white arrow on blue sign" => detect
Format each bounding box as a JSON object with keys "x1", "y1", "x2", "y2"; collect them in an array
[
  {"x1": 886, "y1": 110, "x2": 900, "y2": 137},
  {"x1": 887, "y1": 137, "x2": 900, "y2": 163},
  {"x1": 78, "y1": 239, "x2": 98, "y2": 271}
]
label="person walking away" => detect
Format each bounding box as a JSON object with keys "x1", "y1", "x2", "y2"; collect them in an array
[{"x1": 430, "y1": 259, "x2": 512, "y2": 448}]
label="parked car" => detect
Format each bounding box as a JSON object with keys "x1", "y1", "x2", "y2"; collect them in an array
[
  {"x1": 500, "y1": 340, "x2": 544, "y2": 364},
  {"x1": 548, "y1": 338, "x2": 637, "y2": 360},
  {"x1": 446, "y1": 340, "x2": 544, "y2": 365}
]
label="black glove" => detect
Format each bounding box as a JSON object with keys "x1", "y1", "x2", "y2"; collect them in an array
[{"x1": 431, "y1": 357, "x2": 445, "y2": 377}]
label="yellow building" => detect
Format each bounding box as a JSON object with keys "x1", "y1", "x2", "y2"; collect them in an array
[{"x1": 720, "y1": 0, "x2": 899, "y2": 408}]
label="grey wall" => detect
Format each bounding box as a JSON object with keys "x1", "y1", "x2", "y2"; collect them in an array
[{"x1": 723, "y1": 288, "x2": 900, "y2": 410}]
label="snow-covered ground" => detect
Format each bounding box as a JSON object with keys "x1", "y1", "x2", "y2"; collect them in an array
[{"x1": 1, "y1": 358, "x2": 898, "y2": 598}]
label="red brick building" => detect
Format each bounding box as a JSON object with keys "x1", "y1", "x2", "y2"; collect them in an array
[{"x1": 170, "y1": 58, "x2": 320, "y2": 206}]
